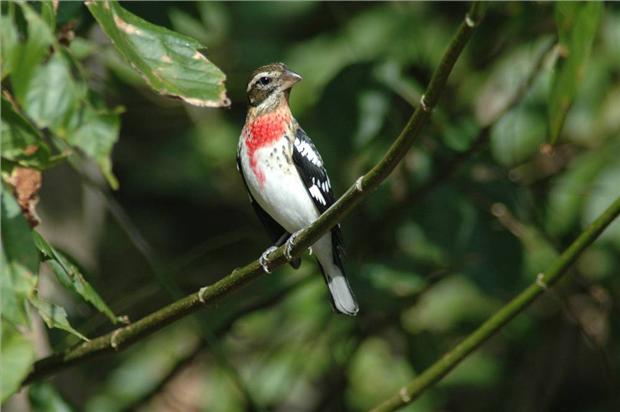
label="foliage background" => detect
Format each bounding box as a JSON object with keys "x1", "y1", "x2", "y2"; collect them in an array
[{"x1": 2, "y1": 1, "x2": 620, "y2": 411}]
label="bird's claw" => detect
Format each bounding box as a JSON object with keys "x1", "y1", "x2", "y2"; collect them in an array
[
  {"x1": 259, "y1": 246, "x2": 278, "y2": 274},
  {"x1": 285, "y1": 230, "x2": 302, "y2": 261}
]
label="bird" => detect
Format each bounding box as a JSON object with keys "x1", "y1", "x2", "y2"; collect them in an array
[{"x1": 236, "y1": 62, "x2": 359, "y2": 316}]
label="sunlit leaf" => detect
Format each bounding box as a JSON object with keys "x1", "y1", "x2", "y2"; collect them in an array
[
  {"x1": 29, "y1": 382, "x2": 74, "y2": 412},
  {"x1": 32, "y1": 232, "x2": 118, "y2": 323},
  {"x1": 29, "y1": 296, "x2": 89, "y2": 341},
  {"x1": 0, "y1": 321, "x2": 36, "y2": 402},
  {"x1": 86, "y1": 0, "x2": 229, "y2": 107},
  {"x1": 548, "y1": 2, "x2": 603, "y2": 144}
]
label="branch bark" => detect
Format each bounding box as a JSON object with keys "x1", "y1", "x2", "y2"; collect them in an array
[
  {"x1": 370, "y1": 194, "x2": 620, "y2": 412},
  {"x1": 23, "y1": 2, "x2": 485, "y2": 385}
]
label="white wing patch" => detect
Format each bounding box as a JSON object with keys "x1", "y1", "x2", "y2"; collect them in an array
[
  {"x1": 309, "y1": 184, "x2": 326, "y2": 205},
  {"x1": 295, "y1": 138, "x2": 322, "y2": 167}
]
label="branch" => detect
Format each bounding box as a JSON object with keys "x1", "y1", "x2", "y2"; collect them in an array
[
  {"x1": 23, "y1": 2, "x2": 485, "y2": 385},
  {"x1": 379, "y1": 36, "x2": 555, "y2": 230},
  {"x1": 370, "y1": 194, "x2": 620, "y2": 412}
]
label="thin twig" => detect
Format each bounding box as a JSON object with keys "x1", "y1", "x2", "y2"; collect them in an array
[{"x1": 23, "y1": 2, "x2": 485, "y2": 385}]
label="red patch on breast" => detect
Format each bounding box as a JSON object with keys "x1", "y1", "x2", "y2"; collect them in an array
[{"x1": 244, "y1": 109, "x2": 291, "y2": 186}]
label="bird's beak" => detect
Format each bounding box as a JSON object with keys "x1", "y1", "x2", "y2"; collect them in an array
[{"x1": 281, "y1": 69, "x2": 302, "y2": 90}]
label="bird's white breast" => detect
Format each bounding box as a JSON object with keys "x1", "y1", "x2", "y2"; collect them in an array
[{"x1": 240, "y1": 137, "x2": 319, "y2": 234}]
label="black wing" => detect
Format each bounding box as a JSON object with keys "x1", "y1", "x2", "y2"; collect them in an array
[
  {"x1": 292, "y1": 127, "x2": 345, "y2": 265},
  {"x1": 236, "y1": 154, "x2": 301, "y2": 269}
]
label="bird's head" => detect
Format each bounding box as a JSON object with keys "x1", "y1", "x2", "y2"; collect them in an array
[{"x1": 246, "y1": 63, "x2": 302, "y2": 111}]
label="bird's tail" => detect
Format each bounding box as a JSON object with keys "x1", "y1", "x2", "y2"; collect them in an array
[{"x1": 317, "y1": 261, "x2": 359, "y2": 316}]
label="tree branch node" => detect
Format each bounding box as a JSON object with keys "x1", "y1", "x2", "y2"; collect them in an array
[
  {"x1": 110, "y1": 329, "x2": 122, "y2": 350},
  {"x1": 355, "y1": 176, "x2": 365, "y2": 192},
  {"x1": 399, "y1": 387, "x2": 411, "y2": 403},
  {"x1": 420, "y1": 94, "x2": 432, "y2": 112},
  {"x1": 465, "y1": 13, "x2": 476, "y2": 28},
  {"x1": 198, "y1": 286, "x2": 210, "y2": 304},
  {"x1": 536, "y1": 273, "x2": 548, "y2": 290}
]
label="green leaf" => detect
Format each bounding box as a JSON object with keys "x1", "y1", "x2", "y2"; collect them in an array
[
  {"x1": 548, "y1": 2, "x2": 603, "y2": 144},
  {"x1": 22, "y1": 53, "x2": 83, "y2": 136},
  {"x1": 1, "y1": 321, "x2": 36, "y2": 402},
  {"x1": 66, "y1": 107, "x2": 121, "y2": 189},
  {"x1": 29, "y1": 296, "x2": 89, "y2": 341},
  {"x1": 29, "y1": 382, "x2": 74, "y2": 412},
  {"x1": 86, "y1": 0, "x2": 229, "y2": 107},
  {"x1": 0, "y1": 96, "x2": 55, "y2": 170},
  {"x1": 0, "y1": 7, "x2": 18, "y2": 79},
  {"x1": 0, "y1": 187, "x2": 39, "y2": 327},
  {"x1": 32, "y1": 232, "x2": 118, "y2": 324},
  {"x1": 11, "y1": 3, "x2": 56, "y2": 104},
  {"x1": 39, "y1": 1, "x2": 57, "y2": 31}
]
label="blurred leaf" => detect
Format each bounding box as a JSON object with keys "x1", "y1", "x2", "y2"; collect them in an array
[
  {"x1": 10, "y1": 3, "x2": 56, "y2": 104},
  {"x1": 348, "y1": 338, "x2": 415, "y2": 410},
  {"x1": 354, "y1": 90, "x2": 389, "y2": 147},
  {"x1": 0, "y1": 187, "x2": 39, "y2": 327},
  {"x1": 402, "y1": 276, "x2": 498, "y2": 333},
  {"x1": 40, "y1": 1, "x2": 57, "y2": 31},
  {"x1": 490, "y1": 104, "x2": 546, "y2": 167},
  {"x1": 583, "y1": 159, "x2": 620, "y2": 249},
  {"x1": 548, "y1": 2, "x2": 603, "y2": 144},
  {"x1": 29, "y1": 382, "x2": 74, "y2": 412},
  {"x1": 67, "y1": 107, "x2": 121, "y2": 189},
  {"x1": 442, "y1": 116, "x2": 479, "y2": 152},
  {"x1": 68, "y1": 37, "x2": 99, "y2": 60},
  {"x1": 546, "y1": 149, "x2": 611, "y2": 236},
  {"x1": 475, "y1": 36, "x2": 554, "y2": 126},
  {"x1": 168, "y1": 7, "x2": 210, "y2": 45},
  {"x1": 0, "y1": 188, "x2": 38, "y2": 401},
  {"x1": 29, "y1": 296, "x2": 89, "y2": 341},
  {"x1": 33, "y1": 231, "x2": 118, "y2": 324},
  {"x1": 0, "y1": 321, "x2": 36, "y2": 402},
  {"x1": 0, "y1": 8, "x2": 18, "y2": 79},
  {"x1": 0, "y1": 95, "x2": 55, "y2": 170},
  {"x1": 86, "y1": 0, "x2": 229, "y2": 107},
  {"x1": 364, "y1": 263, "x2": 427, "y2": 298},
  {"x1": 22, "y1": 53, "x2": 83, "y2": 134}
]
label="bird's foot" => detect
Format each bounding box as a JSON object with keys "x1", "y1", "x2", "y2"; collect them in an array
[
  {"x1": 285, "y1": 230, "x2": 302, "y2": 261},
  {"x1": 259, "y1": 246, "x2": 278, "y2": 274}
]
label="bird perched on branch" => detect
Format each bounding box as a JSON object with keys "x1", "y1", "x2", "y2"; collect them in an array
[{"x1": 237, "y1": 63, "x2": 358, "y2": 316}]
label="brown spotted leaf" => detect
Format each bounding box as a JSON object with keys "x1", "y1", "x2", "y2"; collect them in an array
[{"x1": 86, "y1": 0, "x2": 229, "y2": 108}]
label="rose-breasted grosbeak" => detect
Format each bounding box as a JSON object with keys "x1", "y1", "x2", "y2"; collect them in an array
[{"x1": 237, "y1": 63, "x2": 358, "y2": 316}]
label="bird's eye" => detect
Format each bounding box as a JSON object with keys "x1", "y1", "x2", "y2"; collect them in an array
[{"x1": 259, "y1": 77, "x2": 271, "y2": 86}]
